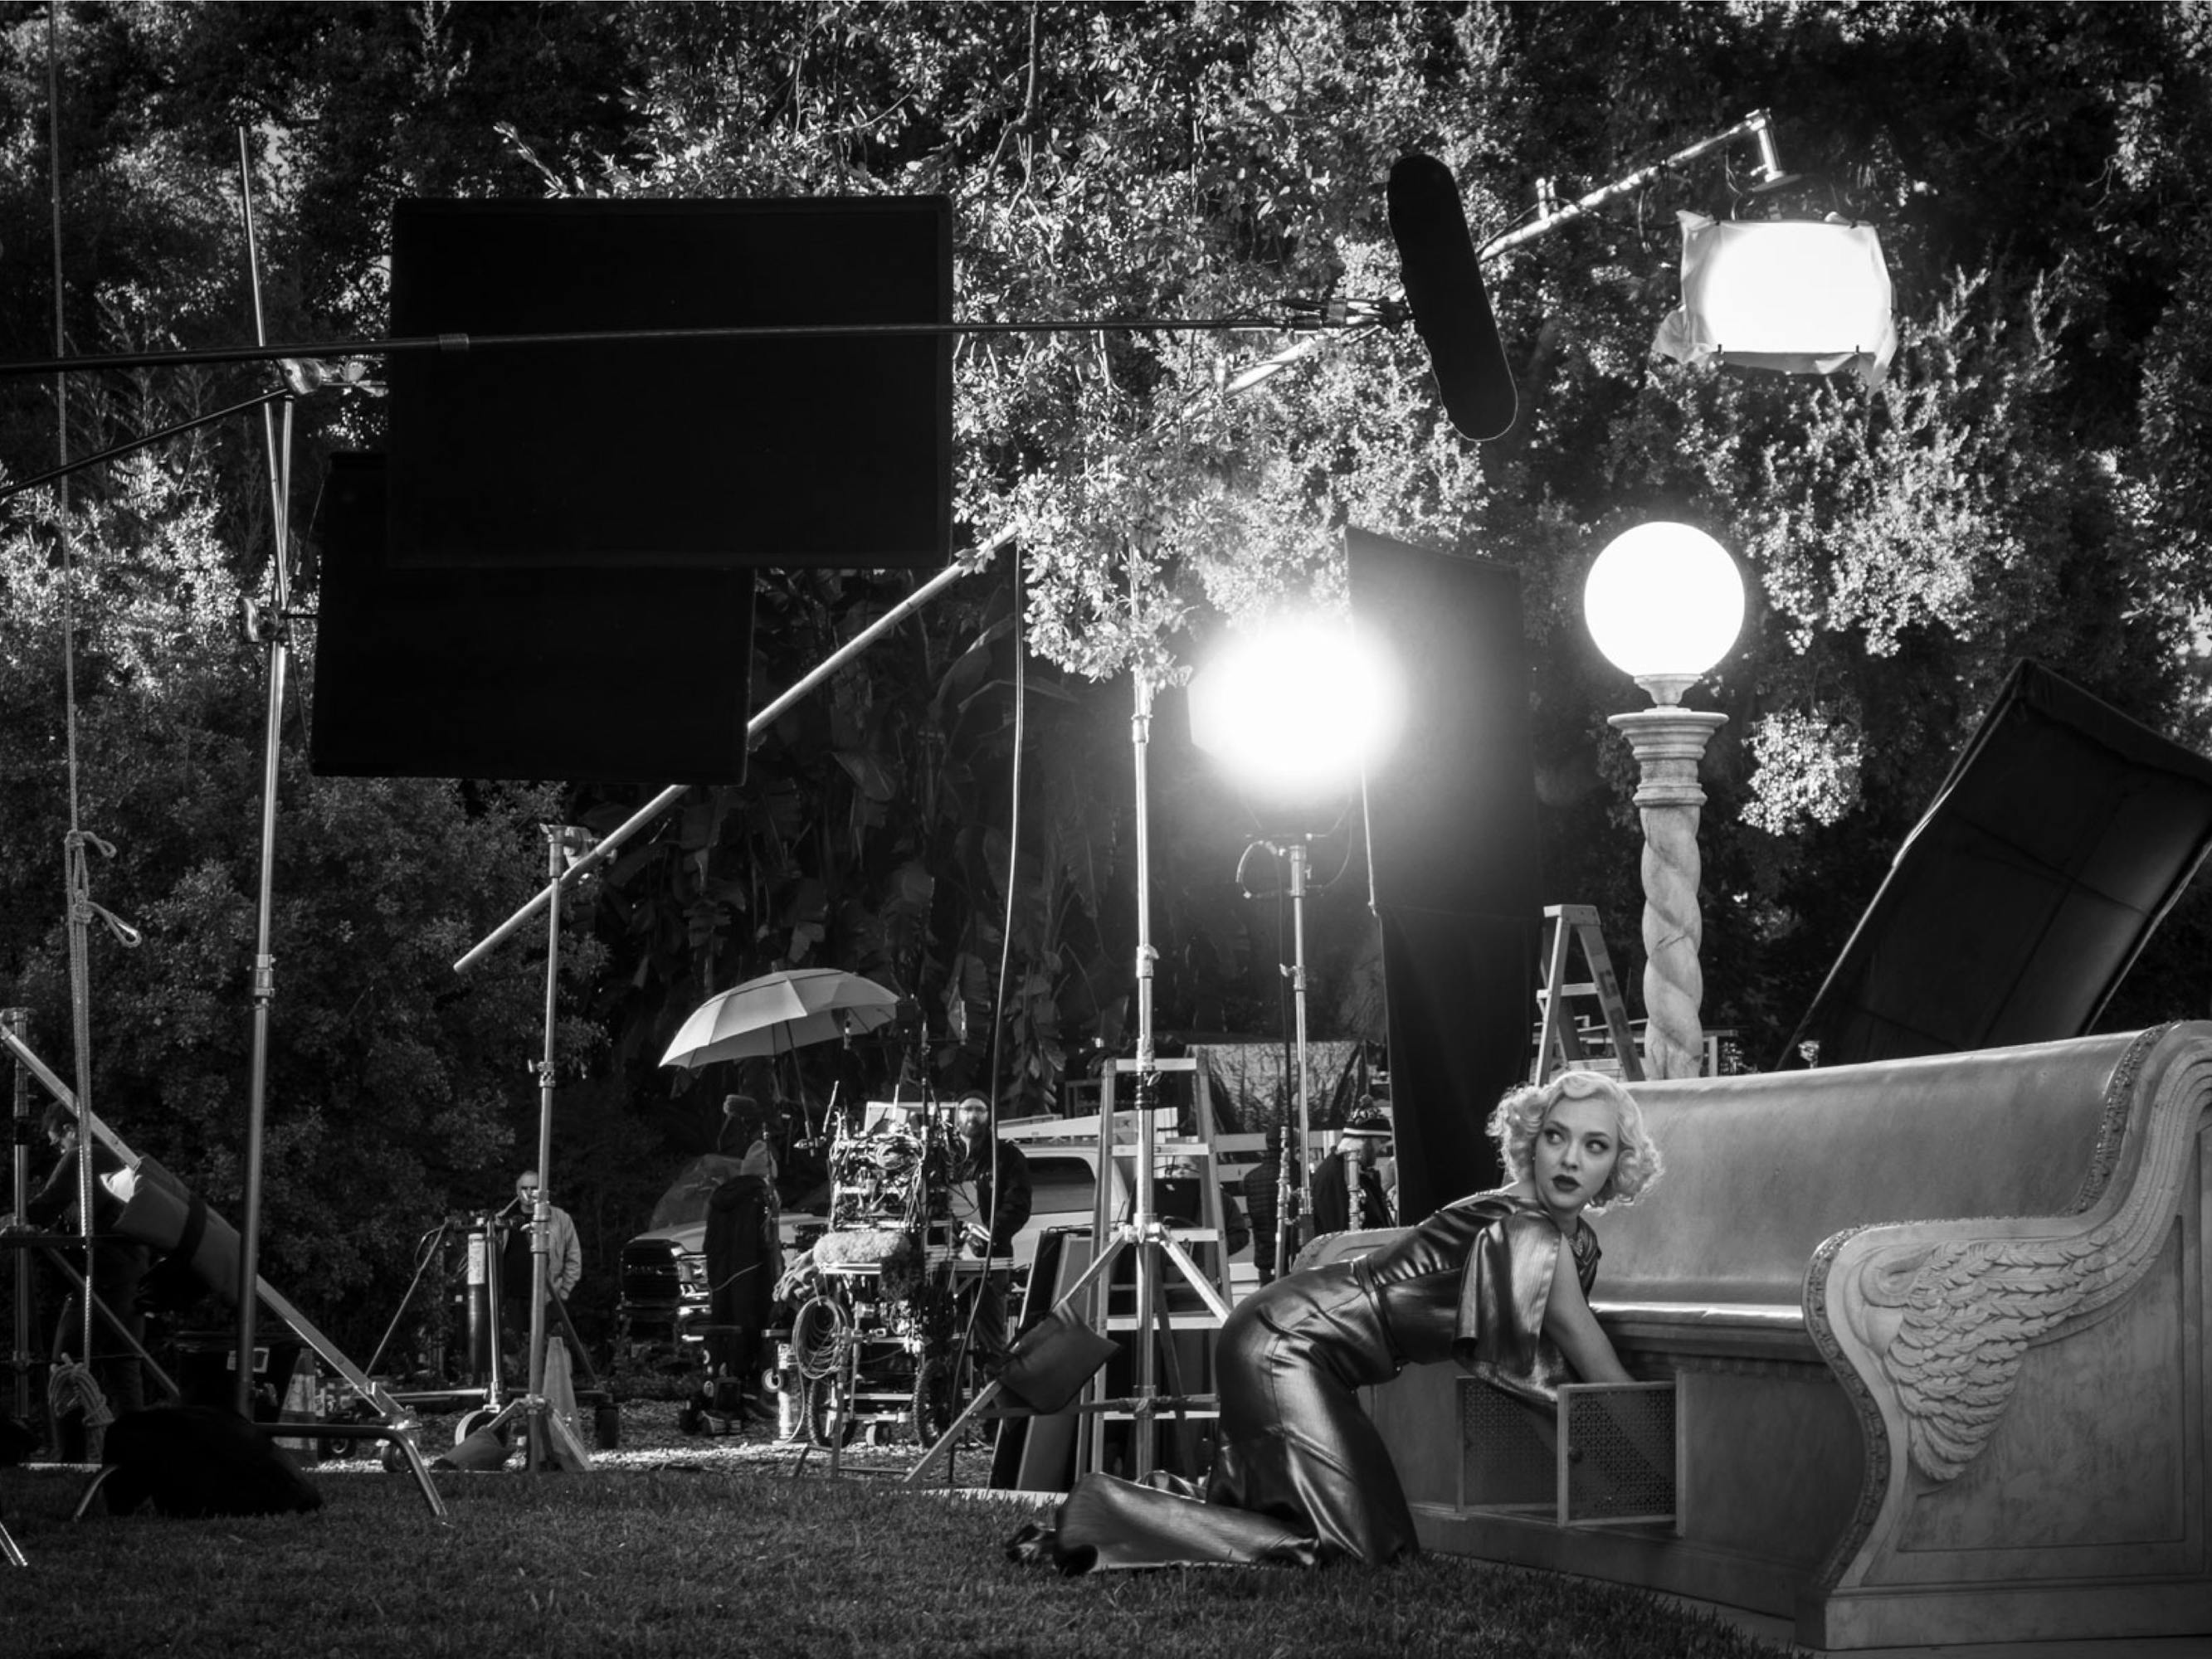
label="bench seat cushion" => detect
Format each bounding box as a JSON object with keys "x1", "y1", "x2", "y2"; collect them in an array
[{"x1": 1594, "y1": 1030, "x2": 2135, "y2": 1310}]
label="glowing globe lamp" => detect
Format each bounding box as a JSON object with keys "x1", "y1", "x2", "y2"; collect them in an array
[{"x1": 1583, "y1": 523, "x2": 1745, "y2": 704}]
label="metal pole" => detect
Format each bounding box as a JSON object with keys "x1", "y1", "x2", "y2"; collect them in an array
[
  {"x1": 0, "y1": 389, "x2": 288, "y2": 505},
  {"x1": 527, "y1": 827, "x2": 564, "y2": 1472},
  {"x1": 1287, "y1": 839, "x2": 1315, "y2": 1228},
  {"x1": 5, "y1": 1008, "x2": 31, "y2": 1424},
  {"x1": 233, "y1": 129, "x2": 293, "y2": 1416},
  {"x1": 1481, "y1": 109, "x2": 1781, "y2": 256},
  {"x1": 1128, "y1": 674, "x2": 1160, "y2": 1481},
  {"x1": 455, "y1": 555, "x2": 982, "y2": 975},
  {"x1": 0, "y1": 312, "x2": 1303, "y2": 383}
]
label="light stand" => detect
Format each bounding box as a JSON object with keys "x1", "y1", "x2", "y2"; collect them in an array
[
  {"x1": 6, "y1": 1007, "x2": 29, "y2": 1426},
  {"x1": 232, "y1": 131, "x2": 296, "y2": 1413},
  {"x1": 1283, "y1": 836, "x2": 1318, "y2": 1243},
  {"x1": 1241, "y1": 834, "x2": 1317, "y2": 1271},
  {"x1": 1108, "y1": 674, "x2": 1232, "y2": 1477},
  {"x1": 470, "y1": 826, "x2": 597, "y2": 1473},
  {"x1": 3, "y1": 1005, "x2": 25, "y2": 1565},
  {"x1": 906, "y1": 673, "x2": 1232, "y2": 1487},
  {"x1": 526, "y1": 826, "x2": 563, "y2": 1471},
  {"x1": 1189, "y1": 615, "x2": 1391, "y2": 1267}
]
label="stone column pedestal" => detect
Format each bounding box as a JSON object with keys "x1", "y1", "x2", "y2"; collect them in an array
[{"x1": 1606, "y1": 706, "x2": 1727, "y2": 1082}]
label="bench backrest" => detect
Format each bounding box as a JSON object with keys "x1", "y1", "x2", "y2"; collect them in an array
[{"x1": 1589, "y1": 1028, "x2": 2155, "y2": 1308}]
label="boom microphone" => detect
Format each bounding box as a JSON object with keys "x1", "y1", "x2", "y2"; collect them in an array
[{"x1": 1386, "y1": 153, "x2": 1517, "y2": 441}]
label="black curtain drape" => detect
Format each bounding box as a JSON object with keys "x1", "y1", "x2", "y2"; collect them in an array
[{"x1": 1347, "y1": 529, "x2": 1542, "y2": 1219}]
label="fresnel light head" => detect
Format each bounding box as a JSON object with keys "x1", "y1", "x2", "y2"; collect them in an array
[{"x1": 1187, "y1": 612, "x2": 1404, "y2": 820}]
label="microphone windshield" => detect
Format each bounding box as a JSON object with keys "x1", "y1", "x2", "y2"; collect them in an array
[{"x1": 1386, "y1": 154, "x2": 1517, "y2": 441}]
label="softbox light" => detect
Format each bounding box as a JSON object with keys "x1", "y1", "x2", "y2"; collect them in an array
[{"x1": 1652, "y1": 210, "x2": 1898, "y2": 388}]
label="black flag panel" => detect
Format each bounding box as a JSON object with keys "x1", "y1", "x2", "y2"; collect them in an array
[
  {"x1": 1786, "y1": 659, "x2": 2212, "y2": 1068},
  {"x1": 387, "y1": 197, "x2": 952, "y2": 572},
  {"x1": 309, "y1": 453, "x2": 755, "y2": 783}
]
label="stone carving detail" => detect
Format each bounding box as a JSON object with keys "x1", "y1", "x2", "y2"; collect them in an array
[
  {"x1": 1805, "y1": 1224, "x2": 1891, "y2": 1591},
  {"x1": 1854, "y1": 1043, "x2": 2201, "y2": 1485},
  {"x1": 2068, "y1": 1024, "x2": 2163, "y2": 1214}
]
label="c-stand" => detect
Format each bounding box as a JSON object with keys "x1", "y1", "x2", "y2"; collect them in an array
[
  {"x1": 909, "y1": 674, "x2": 1230, "y2": 1486},
  {"x1": 463, "y1": 826, "x2": 596, "y2": 1473}
]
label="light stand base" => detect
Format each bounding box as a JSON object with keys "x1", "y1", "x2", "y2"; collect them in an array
[
  {"x1": 904, "y1": 1213, "x2": 1230, "y2": 1486},
  {"x1": 467, "y1": 1394, "x2": 595, "y2": 1473}
]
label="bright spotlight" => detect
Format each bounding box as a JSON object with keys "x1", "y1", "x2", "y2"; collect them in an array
[{"x1": 1187, "y1": 615, "x2": 1403, "y2": 803}]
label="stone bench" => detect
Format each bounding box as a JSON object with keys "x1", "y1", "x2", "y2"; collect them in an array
[{"x1": 1342, "y1": 1023, "x2": 2211, "y2": 1651}]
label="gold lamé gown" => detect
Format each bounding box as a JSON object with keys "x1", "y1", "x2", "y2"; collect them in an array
[{"x1": 1028, "y1": 1190, "x2": 1600, "y2": 1571}]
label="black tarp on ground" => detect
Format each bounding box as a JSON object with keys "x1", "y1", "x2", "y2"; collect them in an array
[
  {"x1": 1347, "y1": 529, "x2": 1542, "y2": 1218},
  {"x1": 1784, "y1": 659, "x2": 2212, "y2": 1068}
]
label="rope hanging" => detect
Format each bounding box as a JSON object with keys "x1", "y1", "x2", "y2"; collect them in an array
[{"x1": 47, "y1": 1359, "x2": 112, "y2": 1436}]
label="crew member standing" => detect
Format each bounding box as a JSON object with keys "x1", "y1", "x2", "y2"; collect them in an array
[
  {"x1": 502, "y1": 1169, "x2": 585, "y2": 1449},
  {"x1": 1308, "y1": 1110, "x2": 1393, "y2": 1238},
  {"x1": 952, "y1": 1093, "x2": 1030, "y2": 1361}
]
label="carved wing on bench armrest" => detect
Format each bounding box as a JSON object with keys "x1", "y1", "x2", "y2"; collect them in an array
[
  {"x1": 1840, "y1": 1051, "x2": 2205, "y2": 1486},
  {"x1": 1861, "y1": 1231, "x2": 2135, "y2": 1483}
]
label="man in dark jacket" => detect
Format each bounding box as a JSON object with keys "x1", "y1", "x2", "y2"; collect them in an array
[
  {"x1": 952, "y1": 1093, "x2": 1030, "y2": 1361},
  {"x1": 952, "y1": 1093, "x2": 1031, "y2": 1256}
]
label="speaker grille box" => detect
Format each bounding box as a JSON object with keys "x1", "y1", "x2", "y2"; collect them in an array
[
  {"x1": 387, "y1": 197, "x2": 952, "y2": 571},
  {"x1": 309, "y1": 452, "x2": 755, "y2": 783}
]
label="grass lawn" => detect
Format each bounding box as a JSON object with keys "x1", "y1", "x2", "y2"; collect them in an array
[{"x1": 2, "y1": 1457, "x2": 1794, "y2": 1659}]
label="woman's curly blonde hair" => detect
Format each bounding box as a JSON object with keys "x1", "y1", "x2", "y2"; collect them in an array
[{"x1": 1485, "y1": 1068, "x2": 1662, "y2": 1210}]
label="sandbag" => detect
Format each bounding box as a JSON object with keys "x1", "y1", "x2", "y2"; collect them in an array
[
  {"x1": 114, "y1": 1158, "x2": 241, "y2": 1308},
  {"x1": 90, "y1": 1405, "x2": 321, "y2": 1517}
]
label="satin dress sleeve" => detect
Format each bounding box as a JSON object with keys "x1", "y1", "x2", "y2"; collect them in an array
[{"x1": 1452, "y1": 1201, "x2": 1600, "y2": 1404}]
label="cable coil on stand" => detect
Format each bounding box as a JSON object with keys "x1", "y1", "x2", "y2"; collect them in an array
[
  {"x1": 790, "y1": 1297, "x2": 856, "y2": 1449},
  {"x1": 790, "y1": 1293, "x2": 850, "y2": 1381}
]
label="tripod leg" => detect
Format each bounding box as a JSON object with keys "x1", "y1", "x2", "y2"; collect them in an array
[
  {"x1": 379, "y1": 1425, "x2": 450, "y2": 1519},
  {"x1": 1147, "y1": 1260, "x2": 1201, "y2": 1478},
  {"x1": 0, "y1": 1516, "x2": 22, "y2": 1568},
  {"x1": 826, "y1": 1354, "x2": 850, "y2": 1480},
  {"x1": 1152, "y1": 1233, "x2": 1232, "y2": 1320},
  {"x1": 901, "y1": 1376, "x2": 1006, "y2": 1488},
  {"x1": 546, "y1": 1294, "x2": 599, "y2": 1388},
  {"x1": 536, "y1": 1398, "x2": 594, "y2": 1473}
]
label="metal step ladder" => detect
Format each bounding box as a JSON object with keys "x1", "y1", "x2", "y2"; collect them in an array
[
  {"x1": 1078, "y1": 1057, "x2": 1231, "y2": 1477},
  {"x1": 1532, "y1": 904, "x2": 1644, "y2": 1084}
]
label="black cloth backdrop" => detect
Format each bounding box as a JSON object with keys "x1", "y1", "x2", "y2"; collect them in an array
[
  {"x1": 1347, "y1": 529, "x2": 1542, "y2": 1219},
  {"x1": 1785, "y1": 659, "x2": 2212, "y2": 1068}
]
